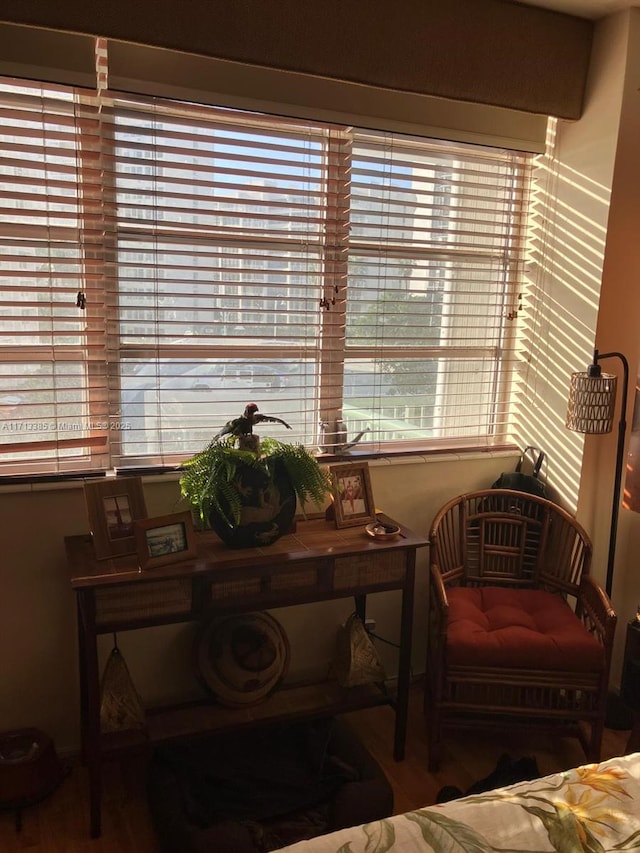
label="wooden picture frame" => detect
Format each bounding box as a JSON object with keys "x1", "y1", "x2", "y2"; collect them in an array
[
  {"x1": 329, "y1": 462, "x2": 376, "y2": 528},
  {"x1": 84, "y1": 477, "x2": 147, "y2": 560},
  {"x1": 134, "y1": 511, "x2": 197, "y2": 570}
]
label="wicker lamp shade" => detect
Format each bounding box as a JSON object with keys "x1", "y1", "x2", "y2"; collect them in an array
[{"x1": 566, "y1": 370, "x2": 617, "y2": 435}]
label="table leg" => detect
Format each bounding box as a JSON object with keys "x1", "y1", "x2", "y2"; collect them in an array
[
  {"x1": 394, "y1": 555, "x2": 415, "y2": 761},
  {"x1": 77, "y1": 600, "x2": 89, "y2": 765},
  {"x1": 81, "y1": 591, "x2": 102, "y2": 838}
]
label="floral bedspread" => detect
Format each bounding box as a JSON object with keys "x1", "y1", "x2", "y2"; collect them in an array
[{"x1": 274, "y1": 752, "x2": 640, "y2": 853}]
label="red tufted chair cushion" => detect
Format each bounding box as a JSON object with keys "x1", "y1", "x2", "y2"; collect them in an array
[{"x1": 446, "y1": 587, "x2": 605, "y2": 672}]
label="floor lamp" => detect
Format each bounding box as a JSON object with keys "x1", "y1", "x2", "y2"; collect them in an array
[
  {"x1": 565, "y1": 348, "x2": 629, "y2": 599},
  {"x1": 566, "y1": 349, "x2": 630, "y2": 728}
]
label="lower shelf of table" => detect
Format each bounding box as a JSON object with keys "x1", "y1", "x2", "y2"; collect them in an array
[{"x1": 101, "y1": 680, "x2": 393, "y2": 753}]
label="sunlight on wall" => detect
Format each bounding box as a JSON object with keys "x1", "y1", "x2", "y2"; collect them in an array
[{"x1": 515, "y1": 119, "x2": 611, "y2": 511}]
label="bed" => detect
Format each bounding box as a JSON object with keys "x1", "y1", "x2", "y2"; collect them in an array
[{"x1": 273, "y1": 751, "x2": 640, "y2": 852}]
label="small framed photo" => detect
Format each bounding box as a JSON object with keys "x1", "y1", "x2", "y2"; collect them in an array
[
  {"x1": 84, "y1": 477, "x2": 147, "y2": 560},
  {"x1": 329, "y1": 462, "x2": 376, "y2": 528},
  {"x1": 134, "y1": 511, "x2": 197, "y2": 570}
]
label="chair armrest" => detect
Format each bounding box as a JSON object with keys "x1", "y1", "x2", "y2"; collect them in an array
[
  {"x1": 428, "y1": 563, "x2": 450, "y2": 654},
  {"x1": 577, "y1": 575, "x2": 617, "y2": 656},
  {"x1": 429, "y1": 563, "x2": 449, "y2": 617}
]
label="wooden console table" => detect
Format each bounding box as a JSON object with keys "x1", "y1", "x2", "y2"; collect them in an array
[{"x1": 66, "y1": 516, "x2": 427, "y2": 838}]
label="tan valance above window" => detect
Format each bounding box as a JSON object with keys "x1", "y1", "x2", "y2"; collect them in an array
[
  {"x1": 107, "y1": 40, "x2": 549, "y2": 153},
  {"x1": 0, "y1": 0, "x2": 593, "y2": 119},
  {"x1": 0, "y1": 23, "x2": 95, "y2": 88}
]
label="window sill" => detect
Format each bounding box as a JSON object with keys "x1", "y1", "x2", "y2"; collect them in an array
[{"x1": 0, "y1": 445, "x2": 519, "y2": 494}]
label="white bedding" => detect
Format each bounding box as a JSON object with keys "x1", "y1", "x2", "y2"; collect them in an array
[{"x1": 274, "y1": 751, "x2": 640, "y2": 852}]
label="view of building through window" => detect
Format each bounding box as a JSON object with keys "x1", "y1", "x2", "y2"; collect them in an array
[{"x1": 0, "y1": 74, "x2": 530, "y2": 474}]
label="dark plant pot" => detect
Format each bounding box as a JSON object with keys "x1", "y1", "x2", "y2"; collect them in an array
[{"x1": 208, "y1": 459, "x2": 297, "y2": 548}]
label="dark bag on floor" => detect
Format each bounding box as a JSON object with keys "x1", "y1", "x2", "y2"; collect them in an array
[
  {"x1": 491, "y1": 446, "x2": 546, "y2": 497},
  {"x1": 436, "y1": 753, "x2": 540, "y2": 803}
]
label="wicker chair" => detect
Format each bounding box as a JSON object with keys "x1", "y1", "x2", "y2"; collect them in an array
[{"x1": 425, "y1": 489, "x2": 616, "y2": 771}]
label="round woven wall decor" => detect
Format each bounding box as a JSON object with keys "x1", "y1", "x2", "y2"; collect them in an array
[{"x1": 195, "y1": 612, "x2": 290, "y2": 708}]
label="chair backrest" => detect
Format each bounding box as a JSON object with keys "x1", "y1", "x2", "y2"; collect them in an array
[{"x1": 429, "y1": 489, "x2": 592, "y2": 597}]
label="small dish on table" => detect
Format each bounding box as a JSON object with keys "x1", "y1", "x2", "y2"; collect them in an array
[{"x1": 365, "y1": 520, "x2": 401, "y2": 541}]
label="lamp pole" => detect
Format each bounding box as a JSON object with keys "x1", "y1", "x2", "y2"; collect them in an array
[
  {"x1": 568, "y1": 348, "x2": 631, "y2": 728},
  {"x1": 592, "y1": 350, "x2": 629, "y2": 598}
]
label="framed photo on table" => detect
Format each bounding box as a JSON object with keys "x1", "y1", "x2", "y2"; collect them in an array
[
  {"x1": 134, "y1": 511, "x2": 197, "y2": 570},
  {"x1": 329, "y1": 462, "x2": 376, "y2": 528},
  {"x1": 84, "y1": 476, "x2": 147, "y2": 560}
]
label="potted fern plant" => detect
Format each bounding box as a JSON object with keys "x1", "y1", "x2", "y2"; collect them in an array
[{"x1": 179, "y1": 404, "x2": 332, "y2": 548}]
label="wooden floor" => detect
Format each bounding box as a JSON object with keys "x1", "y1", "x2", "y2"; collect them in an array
[{"x1": 0, "y1": 681, "x2": 630, "y2": 852}]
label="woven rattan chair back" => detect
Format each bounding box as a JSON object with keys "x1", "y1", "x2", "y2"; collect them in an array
[{"x1": 430, "y1": 489, "x2": 591, "y2": 595}]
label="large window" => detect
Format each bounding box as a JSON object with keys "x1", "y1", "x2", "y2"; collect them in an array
[{"x1": 0, "y1": 76, "x2": 531, "y2": 476}]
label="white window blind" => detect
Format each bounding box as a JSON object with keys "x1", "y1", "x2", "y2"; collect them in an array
[
  {"x1": 0, "y1": 75, "x2": 531, "y2": 476},
  {"x1": 108, "y1": 93, "x2": 333, "y2": 463},
  {"x1": 0, "y1": 79, "x2": 109, "y2": 476},
  {"x1": 344, "y1": 132, "x2": 528, "y2": 447}
]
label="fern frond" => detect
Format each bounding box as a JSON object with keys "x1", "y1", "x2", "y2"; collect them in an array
[
  {"x1": 179, "y1": 433, "x2": 331, "y2": 530},
  {"x1": 264, "y1": 441, "x2": 332, "y2": 514}
]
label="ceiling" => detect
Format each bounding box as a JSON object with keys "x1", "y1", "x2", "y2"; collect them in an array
[{"x1": 516, "y1": 0, "x2": 638, "y2": 19}]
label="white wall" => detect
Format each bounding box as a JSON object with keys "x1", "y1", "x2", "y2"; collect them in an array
[
  {"x1": 516, "y1": 11, "x2": 625, "y2": 519},
  {"x1": 588, "y1": 8, "x2": 640, "y2": 675},
  {"x1": 525, "y1": 8, "x2": 640, "y2": 680},
  {"x1": 0, "y1": 451, "x2": 516, "y2": 753}
]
